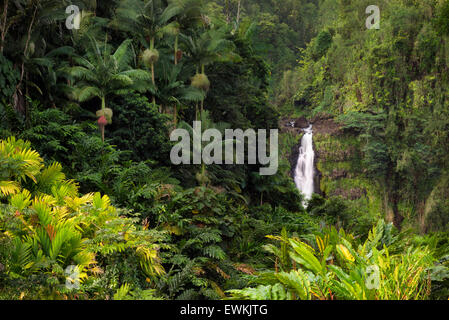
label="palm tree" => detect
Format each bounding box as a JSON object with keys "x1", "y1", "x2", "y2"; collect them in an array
[
  {"x1": 61, "y1": 36, "x2": 151, "y2": 141},
  {"x1": 3, "y1": 0, "x2": 73, "y2": 116},
  {"x1": 177, "y1": 111, "x2": 233, "y2": 186},
  {"x1": 182, "y1": 28, "x2": 238, "y2": 119},
  {"x1": 167, "y1": 0, "x2": 204, "y2": 65},
  {"x1": 1, "y1": 0, "x2": 103, "y2": 120},
  {"x1": 25, "y1": 46, "x2": 76, "y2": 109},
  {"x1": 112, "y1": 0, "x2": 180, "y2": 109},
  {"x1": 151, "y1": 61, "x2": 204, "y2": 125}
]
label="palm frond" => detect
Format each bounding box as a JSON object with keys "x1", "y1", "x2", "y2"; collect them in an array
[
  {"x1": 0, "y1": 181, "x2": 20, "y2": 196},
  {"x1": 74, "y1": 86, "x2": 102, "y2": 102},
  {"x1": 120, "y1": 69, "x2": 152, "y2": 81},
  {"x1": 113, "y1": 39, "x2": 135, "y2": 70},
  {"x1": 37, "y1": 162, "x2": 66, "y2": 191}
]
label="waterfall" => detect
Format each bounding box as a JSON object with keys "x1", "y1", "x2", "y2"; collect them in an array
[{"x1": 294, "y1": 125, "x2": 315, "y2": 203}]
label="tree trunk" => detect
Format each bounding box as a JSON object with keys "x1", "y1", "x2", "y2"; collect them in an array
[
  {"x1": 151, "y1": 62, "x2": 155, "y2": 85},
  {"x1": 173, "y1": 104, "x2": 177, "y2": 125},
  {"x1": 101, "y1": 97, "x2": 106, "y2": 142},
  {"x1": 200, "y1": 64, "x2": 206, "y2": 118},
  {"x1": 174, "y1": 35, "x2": 178, "y2": 65},
  {"x1": 15, "y1": 6, "x2": 36, "y2": 114},
  {"x1": 151, "y1": 60, "x2": 158, "y2": 111},
  {"x1": 392, "y1": 197, "x2": 404, "y2": 230},
  {"x1": 200, "y1": 99, "x2": 204, "y2": 118},
  {"x1": 201, "y1": 163, "x2": 206, "y2": 186},
  {"x1": 151, "y1": 61, "x2": 158, "y2": 111},
  {"x1": 195, "y1": 102, "x2": 198, "y2": 121},
  {"x1": 236, "y1": 0, "x2": 242, "y2": 28},
  {"x1": 150, "y1": 37, "x2": 158, "y2": 111},
  {"x1": 25, "y1": 71, "x2": 29, "y2": 126},
  {"x1": 0, "y1": 0, "x2": 9, "y2": 54},
  {"x1": 417, "y1": 201, "x2": 427, "y2": 234},
  {"x1": 225, "y1": 0, "x2": 230, "y2": 24}
]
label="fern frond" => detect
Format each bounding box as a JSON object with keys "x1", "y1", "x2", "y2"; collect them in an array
[{"x1": 202, "y1": 245, "x2": 226, "y2": 260}]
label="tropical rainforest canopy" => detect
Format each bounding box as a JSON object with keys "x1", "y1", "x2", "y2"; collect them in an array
[{"x1": 1, "y1": 0, "x2": 449, "y2": 301}]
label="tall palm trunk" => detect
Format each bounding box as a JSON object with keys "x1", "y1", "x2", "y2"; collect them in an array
[
  {"x1": 195, "y1": 65, "x2": 200, "y2": 121},
  {"x1": 201, "y1": 163, "x2": 206, "y2": 186},
  {"x1": 149, "y1": 37, "x2": 158, "y2": 111},
  {"x1": 174, "y1": 104, "x2": 178, "y2": 126},
  {"x1": 236, "y1": 0, "x2": 242, "y2": 28},
  {"x1": 0, "y1": 0, "x2": 9, "y2": 54},
  {"x1": 100, "y1": 96, "x2": 106, "y2": 142},
  {"x1": 151, "y1": 62, "x2": 155, "y2": 86},
  {"x1": 200, "y1": 64, "x2": 206, "y2": 118},
  {"x1": 101, "y1": 126, "x2": 105, "y2": 142},
  {"x1": 152, "y1": 61, "x2": 159, "y2": 111},
  {"x1": 174, "y1": 34, "x2": 179, "y2": 65},
  {"x1": 195, "y1": 102, "x2": 199, "y2": 121},
  {"x1": 15, "y1": 6, "x2": 36, "y2": 116}
]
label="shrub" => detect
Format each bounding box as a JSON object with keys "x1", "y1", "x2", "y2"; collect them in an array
[
  {"x1": 0, "y1": 137, "x2": 168, "y2": 299},
  {"x1": 228, "y1": 221, "x2": 435, "y2": 300},
  {"x1": 108, "y1": 93, "x2": 172, "y2": 164}
]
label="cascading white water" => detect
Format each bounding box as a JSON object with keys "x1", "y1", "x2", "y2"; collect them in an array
[{"x1": 294, "y1": 125, "x2": 315, "y2": 203}]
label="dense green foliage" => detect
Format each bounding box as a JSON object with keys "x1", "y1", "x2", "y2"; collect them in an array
[{"x1": 288, "y1": 0, "x2": 449, "y2": 234}]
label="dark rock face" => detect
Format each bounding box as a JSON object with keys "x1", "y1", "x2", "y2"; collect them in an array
[
  {"x1": 318, "y1": 148, "x2": 355, "y2": 162},
  {"x1": 289, "y1": 141, "x2": 301, "y2": 179},
  {"x1": 331, "y1": 188, "x2": 367, "y2": 200},
  {"x1": 312, "y1": 117, "x2": 341, "y2": 136},
  {"x1": 330, "y1": 168, "x2": 349, "y2": 179},
  {"x1": 280, "y1": 126, "x2": 303, "y2": 135},
  {"x1": 313, "y1": 157, "x2": 323, "y2": 195},
  {"x1": 295, "y1": 116, "x2": 309, "y2": 128}
]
